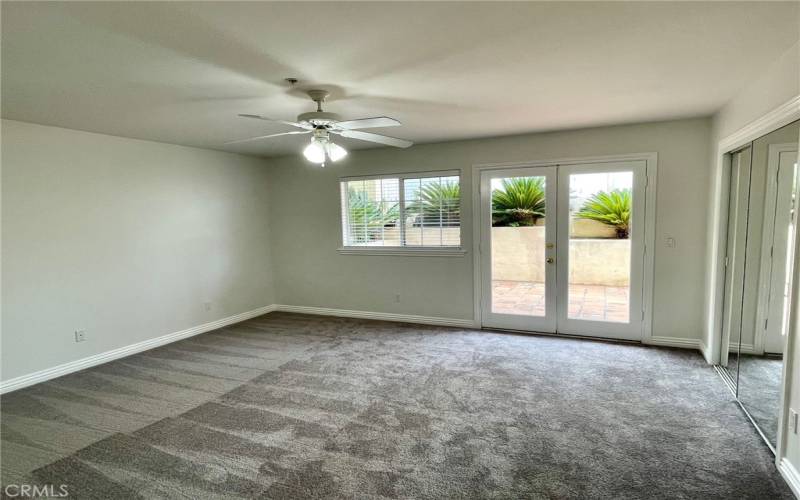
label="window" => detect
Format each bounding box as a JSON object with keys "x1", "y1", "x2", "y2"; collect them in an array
[{"x1": 340, "y1": 171, "x2": 461, "y2": 252}]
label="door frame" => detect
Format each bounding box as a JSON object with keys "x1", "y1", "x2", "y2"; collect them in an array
[
  {"x1": 754, "y1": 143, "x2": 799, "y2": 354},
  {"x1": 471, "y1": 152, "x2": 658, "y2": 342}
]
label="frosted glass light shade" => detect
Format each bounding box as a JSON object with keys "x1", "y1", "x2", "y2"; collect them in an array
[
  {"x1": 303, "y1": 141, "x2": 326, "y2": 163},
  {"x1": 325, "y1": 142, "x2": 348, "y2": 162}
]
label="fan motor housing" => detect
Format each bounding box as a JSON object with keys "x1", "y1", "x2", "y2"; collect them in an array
[{"x1": 297, "y1": 111, "x2": 341, "y2": 127}]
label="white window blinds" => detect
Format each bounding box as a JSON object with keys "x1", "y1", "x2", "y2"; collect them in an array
[{"x1": 340, "y1": 172, "x2": 461, "y2": 248}]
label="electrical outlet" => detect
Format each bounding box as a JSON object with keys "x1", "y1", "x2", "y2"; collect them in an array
[
  {"x1": 74, "y1": 330, "x2": 86, "y2": 343},
  {"x1": 204, "y1": 302, "x2": 212, "y2": 311}
]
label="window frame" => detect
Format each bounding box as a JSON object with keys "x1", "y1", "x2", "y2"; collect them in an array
[{"x1": 338, "y1": 170, "x2": 466, "y2": 256}]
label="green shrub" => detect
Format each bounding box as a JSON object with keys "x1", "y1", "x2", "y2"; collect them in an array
[
  {"x1": 347, "y1": 188, "x2": 399, "y2": 242},
  {"x1": 408, "y1": 181, "x2": 460, "y2": 227},
  {"x1": 492, "y1": 177, "x2": 546, "y2": 227},
  {"x1": 574, "y1": 189, "x2": 631, "y2": 239}
]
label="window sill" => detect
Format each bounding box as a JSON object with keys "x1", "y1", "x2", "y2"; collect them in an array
[{"x1": 337, "y1": 247, "x2": 467, "y2": 257}]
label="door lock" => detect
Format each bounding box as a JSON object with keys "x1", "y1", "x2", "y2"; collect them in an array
[{"x1": 546, "y1": 257, "x2": 555, "y2": 264}]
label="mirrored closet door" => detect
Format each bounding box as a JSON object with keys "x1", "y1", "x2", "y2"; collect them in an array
[
  {"x1": 718, "y1": 144, "x2": 753, "y2": 389},
  {"x1": 718, "y1": 119, "x2": 799, "y2": 451}
]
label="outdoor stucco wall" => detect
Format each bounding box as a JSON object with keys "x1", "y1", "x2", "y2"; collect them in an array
[{"x1": 491, "y1": 227, "x2": 631, "y2": 286}]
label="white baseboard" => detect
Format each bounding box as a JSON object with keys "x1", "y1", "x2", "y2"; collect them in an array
[
  {"x1": 724, "y1": 343, "x2": 756, "y2": 354},
  {"x1": 699, "y1": 339, "x2": 712, "y2": 363},
  {"x1": 0, "y1": 304, "x2": 277, "y2": 395},
  {"x1": 642, "y1": 336, "x2": 702, "y2": 350},
  {"x1": 273, "y1": 306, "x2": 706, "y2": 354},
  {"x1": 273, "y1": 304, "x2": 477, "y2": 328},
  {"x1": 779, "y1": 458, "x2": 800, "y2": 498},
  {"x1": 737, "y1": 342, "x2": 757, "y2": 355},
  {"x1": 277, "y1": 306, "x2": 703, "y2": 351}
]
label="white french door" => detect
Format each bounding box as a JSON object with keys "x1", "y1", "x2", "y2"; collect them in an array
[
  {"x1": 480, "y1": 166, "x2": 558, "y2": 332},
  {"x1": 480, "y1": 160, "x2": 649, "y2": 341},
  {"x1": 555, "y1": 161, "x2": 647, "y2": 340}
]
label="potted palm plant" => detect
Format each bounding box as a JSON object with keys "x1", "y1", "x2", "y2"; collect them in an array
[
  {"x1": 491, "y1": 177, "x2": 546, "y2": 227},
  {"x1": 574, "y1": 189, "x2": 631, "y2": 239}
]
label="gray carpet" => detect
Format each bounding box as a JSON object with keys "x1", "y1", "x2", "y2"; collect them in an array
[
  {"x1": 738, "y1": 354, "x2": 784, "y2": 448},
  {"x1": 0, "y1": 312, "x2": 792, "y2": 499}
]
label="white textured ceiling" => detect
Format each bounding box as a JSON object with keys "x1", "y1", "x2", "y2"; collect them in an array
[{"x1": 2, "y1": 2, "x2": 798, "y2": 157}]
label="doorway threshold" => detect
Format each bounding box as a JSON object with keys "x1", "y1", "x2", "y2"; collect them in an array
[{"x1": 479, "y1": 326, "x2": 641, "y2": 345}]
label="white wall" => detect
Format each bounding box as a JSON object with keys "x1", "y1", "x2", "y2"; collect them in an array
[
  {"x1": 1, "y1": 120, "x2": 275, "y2": 382},
  {"x1": 0, "y1": 116, "x2": 712, "y2": 387},
  {"x1": 267, "y1": 118, "x2": 711, "y2": 342},
  {"x1": 713, "y1": 41, "x2": 799, "y2": 141}
]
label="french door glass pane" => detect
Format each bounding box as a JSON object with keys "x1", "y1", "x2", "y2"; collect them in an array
[
  {"x1": 490, "y1": 176, "x2": 547, "y2": 316},
  {"x1": 567, "y1": 171, "x2": 633, "y2": 323}
]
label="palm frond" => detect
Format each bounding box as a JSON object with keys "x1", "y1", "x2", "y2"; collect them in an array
[
  {"x1": 574, "y1": 189, "x2": 631, "y2": 238},
  {"x1": 491, "y1": 177, "x2": 546, "y2": 227},
  {"x1": 347, "y1": 188, "x2": 399, "y2": 243},
  {"x1": 408, "y1": 181, "x2": 460, "y2": 227}
]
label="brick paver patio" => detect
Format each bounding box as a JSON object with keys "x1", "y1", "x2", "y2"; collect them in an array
[{"x1": 492, "y1": 280, "x2": 629, "y2": 323}]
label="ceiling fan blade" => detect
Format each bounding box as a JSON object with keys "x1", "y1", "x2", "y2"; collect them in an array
[
  {"x1": 224, "y1": 130, "x2": 310, "y2": 145},
  {"x1": 238, "y1": 114, "x2": 312, "y2": 130},
  {"x1": 333, "y1": 116, "x2": 401, "y2": 130},
  {"x1": 335, "y1": 130, "x2": 413, "y2": 148}
]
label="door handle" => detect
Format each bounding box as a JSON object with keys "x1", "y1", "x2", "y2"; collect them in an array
[{"x1": 546, "y1": 257, "x2": 555, "y2": 264}]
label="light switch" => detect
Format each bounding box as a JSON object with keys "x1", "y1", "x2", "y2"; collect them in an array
[{"x1": 666, "y1": 237, "x2": 676, "y2": 248}]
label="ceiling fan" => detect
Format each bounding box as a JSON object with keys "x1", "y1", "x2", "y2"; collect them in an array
[{"x1": 226, "y1": 89, "x2": 413, "y2": 166}]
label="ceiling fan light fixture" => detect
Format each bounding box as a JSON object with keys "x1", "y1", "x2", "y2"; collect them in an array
[
  {"x1": 231, "y1": 88, "x2": 413, "y2": 160},
  {"x1": 303, "y1": 140, "x2": 326, "y2": 164},
  {"x1": 325, "y1": 142, "x2": 348, "y2": 162}
]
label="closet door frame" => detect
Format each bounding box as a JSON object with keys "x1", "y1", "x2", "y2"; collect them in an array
[
  {"x1": 708, "y1": 104, "x2": 800, "y2": 369},
  {"x1": 719, "y1": 144, "x2": 753, "y2": 374},
  {"x1": 707, "y1": 98, "x2": 800, "y2": 468}
]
